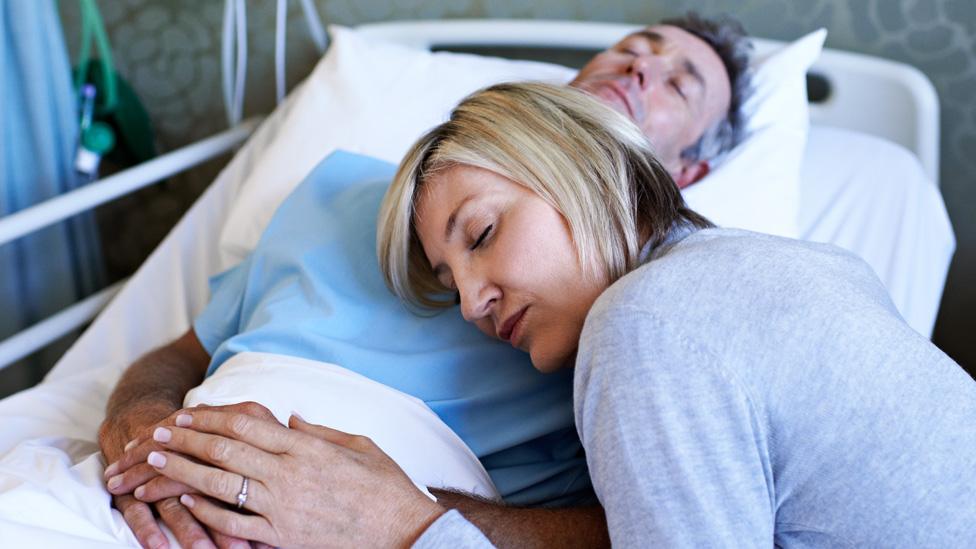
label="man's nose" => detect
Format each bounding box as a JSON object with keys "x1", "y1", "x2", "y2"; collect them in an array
[{"x1": 628, "y1": 54, "x2": 668, "y2": 90}]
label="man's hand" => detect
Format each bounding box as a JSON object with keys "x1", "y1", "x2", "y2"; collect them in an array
[
  {"x1": 100, "y1": 402, "x2": 233, "y2": 549},
  {"x1": 99, "y1": 400, "x2": 176, "y2": 464},
  {"x1": 101, "y1": 402, "x2": 277, "y2": 549},
  {"x1": 99, "y1": 401, "x2": 189, "y2": 549},
  {"x1": 97, "y1": 329, "x2": 257, "y2": 549}
]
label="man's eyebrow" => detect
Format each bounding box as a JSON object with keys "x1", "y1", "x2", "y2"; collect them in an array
[
  {"x1": 629, "y1": 29, "x2": 664, "y2": 45},
  {"x1": 627, "y1": 30, "x2": 707, "y2": 89}
]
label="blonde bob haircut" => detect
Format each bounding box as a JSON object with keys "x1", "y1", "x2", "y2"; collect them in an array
[{"x1": 378, "y1": 82, "x2": 711, "y2": 310}]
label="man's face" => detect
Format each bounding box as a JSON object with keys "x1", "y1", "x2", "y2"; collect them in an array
[{"x1": 571, "y1": 25, "x2": 733, "y2": 187}]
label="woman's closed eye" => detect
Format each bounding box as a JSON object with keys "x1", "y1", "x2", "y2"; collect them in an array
[{"x1": 470, "y1": 225, "x2": 493, "y2": 250}]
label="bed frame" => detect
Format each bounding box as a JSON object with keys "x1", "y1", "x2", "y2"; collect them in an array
[{"x1": 0, "y1": 19, "x2": 940, "y2": 372}]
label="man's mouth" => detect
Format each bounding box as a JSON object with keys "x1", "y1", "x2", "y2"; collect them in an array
[{"x1": 596, "y1": 81, "x2": 635, "y2": 120}]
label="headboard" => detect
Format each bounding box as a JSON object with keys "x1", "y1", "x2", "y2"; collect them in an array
[{"x1": 356, "y1": 19, "x2": 940, "y2": 184}]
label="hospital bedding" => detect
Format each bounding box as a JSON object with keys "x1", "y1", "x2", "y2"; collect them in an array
[
  {"x1": 0, "y1": 24, "x2": 955, "y2": 547},
  {"x1": 215, "y1": 26, "x2": 826, "y2": 262},
  {"x1": 187, "y1": 352, "x2": 499, "y2": 501},
  {"x1": 0, "y1": 133, "x2": 952, "y2": 549},
  {"x1": 0, "y1": 352, "x2": 497, "y2": 547},
  {"x1": 799, "y1": 125, "x2": 953, "y2": 337}
]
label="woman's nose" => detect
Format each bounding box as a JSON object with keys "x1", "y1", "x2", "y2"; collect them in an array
[{"x1": 457, "y1": 277, "x2": 500, "y2": 323}]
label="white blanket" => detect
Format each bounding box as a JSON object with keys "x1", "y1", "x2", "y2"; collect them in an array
[{"x1": 0, "y1": 353, "x2": 497, "y2": 547}]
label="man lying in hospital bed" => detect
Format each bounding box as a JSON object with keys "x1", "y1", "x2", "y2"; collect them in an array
[
  {"x1": 92, "y1": 13, "x2": 758, "y2": 548},
  {"x1": 0, "y1": 12, "x2": 953, "y2": 549}
]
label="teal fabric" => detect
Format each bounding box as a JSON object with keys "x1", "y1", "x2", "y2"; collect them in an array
[
  {"x1": 0, "y1": 1, "x2": 104, "y2": 354},
  {"x1": 194, "y1": 150, "x2": 592, "y2": 506}
]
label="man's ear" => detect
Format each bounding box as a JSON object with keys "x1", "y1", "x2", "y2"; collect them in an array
[{"x1": 674, "y1": 160, "x2": 710, "y2": 189}]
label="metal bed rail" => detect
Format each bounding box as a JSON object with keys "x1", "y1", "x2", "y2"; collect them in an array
[{"x1": 0, "y1": 117, "x2": 263, "y2": 371}]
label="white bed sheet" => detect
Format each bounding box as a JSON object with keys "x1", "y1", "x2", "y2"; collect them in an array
[
  {"x1": 799, "y1": 125, "x2": 954, "y2": 337},
  {"x1": 0, "y1": 112, "x2": 954, "y2": 545},
  {"x1": 0, "y1": 83, "x2": 298, "y2": 546}
]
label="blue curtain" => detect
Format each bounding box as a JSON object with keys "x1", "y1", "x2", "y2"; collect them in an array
[{"x1": 0, "y1": 0, "x2": 104, "y2": 377}]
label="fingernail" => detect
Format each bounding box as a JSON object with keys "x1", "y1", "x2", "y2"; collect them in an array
[
  {"x1": 147, "y1": 451, "x2": 166, "y2": 468},
  {"x1": 147, "y1": 533, "x2": 167, "y2": 549},
  {"x1": 107, "y1": 474, "x2": 123, "y2": 490},
  {"x1": 229, "y1": 541, "x2": 249, "y2": 549},
  {"x1": 180, "y1": 493, "x2": 195, "y2": 508},
  {"x1": 153, "y1": 427, "x2": 172, "y2": 443},
  {"x1": 134, "y1": 485, "x2": 145, "y2": 499},
  {"x1": 104, "y1": 462, "x2": 119, "y2": 478},
  {"x1": 290, "y1": 411, "x2": 306, "y2": 422},
  {"x1": 124, "y1": 438, "x2": 138, "y2": 452},
  {"x1": 175, "y1": 414, "x2": 192, "y2": 427},
  {"x1": 192, "y1": 540, "x2": 215, "y2": 549}
]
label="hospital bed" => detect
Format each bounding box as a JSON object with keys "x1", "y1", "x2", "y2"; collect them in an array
[{"x1": 0, "y1": 19, "x2": 955, "y2": 546}]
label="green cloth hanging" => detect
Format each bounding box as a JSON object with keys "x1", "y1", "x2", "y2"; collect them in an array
[{"x1": 73, "y1": 0, "x2": 155, "y2": 166}]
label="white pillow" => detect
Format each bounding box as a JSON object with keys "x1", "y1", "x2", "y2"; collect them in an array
[
  {"x1": 218, "y1": 25, "x2": 574, "y2": 262},
  {"x1": 683, "y1": 28, "x2": 827, "y2": 238},
  {"x1": 219, "y1": 25, "x2": 826, "y2": 261}
]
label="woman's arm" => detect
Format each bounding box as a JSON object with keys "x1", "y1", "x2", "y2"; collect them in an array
[{"x1": 575, "y1": 306, "x2": 774, "y2": 546}]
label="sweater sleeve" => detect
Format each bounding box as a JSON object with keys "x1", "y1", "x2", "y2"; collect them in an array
[
  {"x1": 411, "y1": 510, "x2": 495, "y2": 549},
  {"x1": 574, "y1": 305, "x2": 775, "y2": 547}
]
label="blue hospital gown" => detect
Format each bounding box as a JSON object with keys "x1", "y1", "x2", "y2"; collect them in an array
[{"x1": 193, "y1": 151, "x2": 592, "y2": 506}]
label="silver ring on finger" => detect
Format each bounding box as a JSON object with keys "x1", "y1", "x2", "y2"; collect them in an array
[{"x1": 236, "y1": 476, "x2": 249, "y2": 509}]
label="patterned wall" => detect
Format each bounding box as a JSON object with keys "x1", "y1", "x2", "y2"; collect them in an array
[{"x1": 56, "y1": 0, "x2": 974, "y2": 367}]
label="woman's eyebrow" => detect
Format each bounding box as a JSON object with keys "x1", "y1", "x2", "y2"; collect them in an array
[{"x1": 444, "y1": 194, "x2": 480, "y2": 242}]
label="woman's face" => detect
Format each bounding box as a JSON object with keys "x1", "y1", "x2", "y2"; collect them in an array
[{"x1": 414, "y1": 164, "x2": 610, "y2": 373}]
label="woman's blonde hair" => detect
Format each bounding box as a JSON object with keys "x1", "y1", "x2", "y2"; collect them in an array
[{"x1": 377, "y1": 82, "x2": 711, "y2": 309}]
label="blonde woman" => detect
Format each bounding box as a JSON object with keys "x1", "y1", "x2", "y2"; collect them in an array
[{"x1": 134, "y1": 83, "x2": 974, "y2": 547}]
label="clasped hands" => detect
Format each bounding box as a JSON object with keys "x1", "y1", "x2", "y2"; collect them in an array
[{"x1": 103, "y1": 401, "x2": 445, "y2": 549}]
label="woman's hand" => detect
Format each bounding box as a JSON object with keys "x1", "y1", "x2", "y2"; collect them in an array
[
  {"x1": 105, "y1": 401, "x2": 277, "y2": 504},
  {"x1": 139, "y1": 408, "x2": 447, "y2": 548},
  {"x1": 105, "y1": 401, "x2": 279, "y2": 549}
]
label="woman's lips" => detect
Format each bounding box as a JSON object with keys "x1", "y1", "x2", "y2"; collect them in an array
[
  {"x1": 509, "y1": 308, "x2": 528, "y2": 349},
  {"x1": 498, "y1": 306, "x2": 528, "y2": 346}
]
